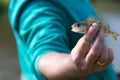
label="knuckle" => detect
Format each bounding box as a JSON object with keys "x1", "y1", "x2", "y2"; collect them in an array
[
  {"x1": 108, "y1": 50, "x2": 114, "y2": 61},
  {"x1": 80, "y1": 65, "x2": 88, "y2": 71},
  {"x1": 73, "y1": 59, "x2": 79, "y2": 64},
  {"x1": 88, "y1": 26, "x2": 98, "y2": 36},
  {"x1": 94, "y1": 48, "x2": 99, "y2": 53},
  {"x1": 100, "y1": 58, "x2": 106, "y2": 63},
  {"x1": 100, "y1": 54, "x2": 106, "y2": 61},
  {"x1": 82, "y1": 40, "x2": 88, "y2": 46},
  {"x1": 89, "y1": 30, "x2": 95, "y2": 36},
  {"x1": 72, "y1": 55, "x2": 82, "y2": 65},
  {"x1": 108, "y1": 53, "x2": 114, "y2": 61},
  {"x1": 90, "y1": 50, "x2": 99, "y2": 58},
  {"x1": 81, "y1": 37, "x2": 90, "y2": 45},
  {"x1": 93, "y1": 45, "x2": 101, "y2": 53},
  {"x1": 71, "y1": 55, "x2": 79, "y2": 64}
]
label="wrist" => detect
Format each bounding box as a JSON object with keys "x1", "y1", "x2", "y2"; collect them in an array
[
  {"x1": 38, "y1": 52, "x2": 85, "y2": 80},
  {"x1": 65, "y1": 54, "x2": 86, "y2": 79}
]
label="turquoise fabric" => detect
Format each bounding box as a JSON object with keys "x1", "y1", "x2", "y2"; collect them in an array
[{"x1": 9, "y1": 0, "x2": 117, "y2": 80}]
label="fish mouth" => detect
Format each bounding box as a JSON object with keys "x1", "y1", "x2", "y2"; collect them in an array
[{"x1": 71, "y1": 28, "x2": 85, "y2": 34}]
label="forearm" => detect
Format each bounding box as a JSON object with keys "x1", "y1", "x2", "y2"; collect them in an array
[{"x1": 38, "y1": 52, "x2": 82, "y2": 80}]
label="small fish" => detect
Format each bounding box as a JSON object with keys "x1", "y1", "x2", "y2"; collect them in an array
[{"x1": 71, "y1": 16, "x2": 119, "y2": 41}]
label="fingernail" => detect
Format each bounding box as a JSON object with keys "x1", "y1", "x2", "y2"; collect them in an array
[
  {"x1": 92, "y1": 23, "x2": 98, "y2": 29},
  {"x1": 99, "y1": 31, "x2": 104, "y2": 40}
]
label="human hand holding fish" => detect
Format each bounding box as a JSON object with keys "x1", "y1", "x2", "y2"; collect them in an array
[
  {"x1": 70, "y1": 22, "x2": 114, "y2": 79},
  {"x1": 71, "y1": 16, "x2": 117, "y2": 69}
]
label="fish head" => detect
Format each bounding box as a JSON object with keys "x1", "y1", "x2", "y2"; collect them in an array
[{"x1": 71, "y1": 23, "x2": 87, "y2": 34}]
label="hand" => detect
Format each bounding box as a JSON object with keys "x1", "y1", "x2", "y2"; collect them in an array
[
  {"x1": 38, "y1": 23, "x2": 114, "y2": 80},
  {"x1": 71, "y1": 23, "x2": 114, "y2": 78}
]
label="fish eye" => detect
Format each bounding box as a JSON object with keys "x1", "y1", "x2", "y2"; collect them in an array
[
  {"x1": 77, "y1": 23, "x2": 80, "y2": 26},
  {"x1": 74, "y1": 23, "x2": 78, "y2": 26},
  {"x1": 90, "y1": 23, "x2": 92, "y2": 26}
]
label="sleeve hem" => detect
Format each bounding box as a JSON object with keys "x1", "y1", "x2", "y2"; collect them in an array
[{"x1": 34, "y1": 55, "x2": 47, "y2": 80}]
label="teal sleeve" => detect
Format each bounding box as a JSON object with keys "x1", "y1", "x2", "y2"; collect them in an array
[
  {"x1": 9, "y1": 0, "x2": 70, "y2": 80},
  {"x1": 18, "y1": 1, "x2": 70, "y2": 54}
]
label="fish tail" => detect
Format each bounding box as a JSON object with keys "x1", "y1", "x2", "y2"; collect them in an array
[{"x1": 110, "y1": 31, "x2": 119, "y2": 41}]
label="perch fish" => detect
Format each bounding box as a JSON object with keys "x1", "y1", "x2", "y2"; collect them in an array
[{"x1": 71, "y1": 16, "x2": 119, "y2": 41}]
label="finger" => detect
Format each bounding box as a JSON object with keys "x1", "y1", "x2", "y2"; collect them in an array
[
  {"x1": 94, "y1": 47, "x2": 114, "y2": 72},
  {"x1": 73, "y1": 38, "x2": 90, "y2": 54},
  {"x1": 105, "y1": 48, "x2": 114, "y2": 66},
  {"x1": 71, "y1": 39, "x2": 90, "y2": 62},
  {"x1": 96, "y1": 45, "x2": 108, "y2": 66},
  {"x1": 71, "y1": 23, "x2": 99, "y2": 58},
  {"x1": 83, "y1": 23, "x2": 99, "y2": 44},
  {"x1": 85, "y1": 32, "x2": 104, "y2": 66},
  {"x1": 71, "y1": 23, "x2": 99, "y2": 63}
]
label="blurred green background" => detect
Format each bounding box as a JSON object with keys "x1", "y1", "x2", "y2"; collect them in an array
[{"x1": 0, "y1": 0, "x2": 120, "y2": 80}]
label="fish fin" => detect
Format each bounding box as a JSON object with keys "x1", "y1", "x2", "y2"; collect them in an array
[
  {"x1": 111, "y1": 32, "x2": 119, "y2": 41},
  {"x1": 103, "y1": 34, "x2": 107, "y2": 39}
]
